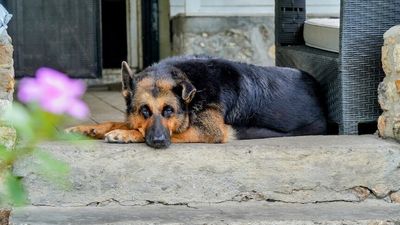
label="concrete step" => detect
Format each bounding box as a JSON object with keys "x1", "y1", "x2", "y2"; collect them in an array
[
  {"x1": 10, "y1": 201, "x2": 400, "y2": 225},
  {"x1": 13, "y1": 135, "x2": 400, "y2": 207}
]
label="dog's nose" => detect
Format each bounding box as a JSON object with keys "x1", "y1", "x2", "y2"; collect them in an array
[
  {"x1": 153, "y1": 134, "x2": 166, "y2": 143},
  {"x1": 149, "y1": 134, "x2": 170, "y2": 149},
  {"x1": 145, "y1": 117, "x2": 171, "y2": 148}
]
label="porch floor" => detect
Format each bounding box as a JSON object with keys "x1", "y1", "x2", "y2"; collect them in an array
[
  {"x1": 11, "y1": 91, "x2": 400, "y2": 224},
  {"x1": 69, "y1": 90, "x2": 126, "y2": 127},
  {"x1": 11, "y1": 134, "x2": 400, "y2": 224}
]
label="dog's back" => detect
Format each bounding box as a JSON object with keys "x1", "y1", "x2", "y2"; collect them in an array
[{"x1": 159, "y1": 56, "x2": 327, "y2": 139}]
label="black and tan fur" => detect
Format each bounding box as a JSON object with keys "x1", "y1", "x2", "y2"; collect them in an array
[{"x1": 66, "y1": 55, "x2": 327, "y2": 148}]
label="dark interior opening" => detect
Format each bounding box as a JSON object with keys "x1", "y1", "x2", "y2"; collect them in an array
[
  {"x1": 327, "y1": 122, "x2": 339, "y2": 135},
  {"x1": 102, "y1": 0, "x2": 127, "y2": 69},
  {"x1": 326, "y1": 121, "x2": 378, "y2": 135},
  {"x1": 358, "y1": 121, "x2": 378, "y2": 135},
  {"x1": 141, "y1": 0, "x2": 160, "y2": 68}
]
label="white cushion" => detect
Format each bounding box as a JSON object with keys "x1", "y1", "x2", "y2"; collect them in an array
[{"x1": 303, "y1": 18, "x2": 340, "y2": 53}]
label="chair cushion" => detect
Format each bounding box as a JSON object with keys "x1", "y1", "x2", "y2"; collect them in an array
[{"x1": 303, "y1": 18, "x2": 340, "y2": 53}]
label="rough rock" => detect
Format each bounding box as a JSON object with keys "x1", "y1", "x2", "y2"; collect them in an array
[
  {"x1": 172, "y1": 16, "x2": 275, "y2": 66},
  {"x1": 0, "y1": 31, "x2": 15, "y2": 149},
  {"x1": 390, "y1": 191, "x2": 400, "y2": 203},
  {"x1": 0, "y1": 210, "x2": 9, "y2": 225},
  {"x1": 13, "y1": 135, "x2": 400, "y2": 207},
  {"x1": 0, "y1": 126, "x2": 16, "y2": 149},
  {"x1": 378, "y1": 25, "x2": 400, "y2": 141},
  {"x1": 10, "y1": 201, "x2": 400, "y2": 225}
]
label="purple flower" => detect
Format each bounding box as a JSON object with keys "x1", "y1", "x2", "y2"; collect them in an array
[{"x1": 18, "y1": 68, "x2": 89, "y2": 119}]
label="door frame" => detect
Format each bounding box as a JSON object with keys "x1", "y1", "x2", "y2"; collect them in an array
[{"x1": 126, "y1": 0, "x2": 141, "y2": 70}]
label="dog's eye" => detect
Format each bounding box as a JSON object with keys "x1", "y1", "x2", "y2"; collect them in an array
[
  {"x1": 162, "y1": 105, "x2": 174, "y2": 118},
  {"x1": 140, "y1": 105, "x2": 152, "y2": 119}
]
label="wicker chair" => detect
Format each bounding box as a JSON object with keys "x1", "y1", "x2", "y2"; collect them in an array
[{"x1": 275, "y1": 0, "x2": 400, "y2": 134}]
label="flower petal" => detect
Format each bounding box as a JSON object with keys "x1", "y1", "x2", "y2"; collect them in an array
[
  {"x1": 68, "y1": 79, "x2": 87, "y2": 97},
  {"x1": 67, "y1": 99, "x2": 89, "y2": 120},
  {"x1": 37, "y1": 68, "x2": 70, "y2": 93},
  {"x1": 39, "y1": 96, "x2": 69, "y2": 115},
  {"x1": 17, "y1": 67, "x2": 90, "y2": 118},
  {"x1": 17, "y1": 78, "x2": 41, "y2": 103}
]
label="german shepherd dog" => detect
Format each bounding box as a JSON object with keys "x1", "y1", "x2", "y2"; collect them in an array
[{"x1": 66, "y1": 55, "x2": 327, "y2": 148}]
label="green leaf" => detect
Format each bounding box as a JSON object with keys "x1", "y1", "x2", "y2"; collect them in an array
[
  {"x1": 4, "y1": 172, "x2": 27, "y2": 206},
  {"x1": 0, "y1": 145, "x2": 14, "y2": 162},
  {"x1": 2, "y1": 103, "x2": 34, "y2": 141},
  {"x1": 29, "y1": 105, "x2": 64, "y2": 140},
  {"x1": 33, "y1": 150, "x2": 70, "y2": 187},
  {"x1": 0, "y1": 146, "x2": 16, "y2": 174},
  {"x1": 56, "y1": 132, "x2": 89, "y2": 141}
]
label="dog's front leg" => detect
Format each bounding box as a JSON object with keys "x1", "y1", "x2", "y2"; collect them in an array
[{"x1": 65, "y1": 122, "x2": 131, "y2": 139}]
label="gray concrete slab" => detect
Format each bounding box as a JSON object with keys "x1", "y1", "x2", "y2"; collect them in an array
[
  {"x1": 10, "y1": 201, "x2": 400, "y2": 225},
  {"x1": 83, "y1": 92, "x2": 125, "y2": 123},
  {"x1": 65, "y1": 91, "x2": 125, "y2": 127},
  {"x1": 88, "y1": 91, "x2": 125, "y2": 112},
  {"x1": 13, "y1": 135, "x2": 400, "y2": 207}
]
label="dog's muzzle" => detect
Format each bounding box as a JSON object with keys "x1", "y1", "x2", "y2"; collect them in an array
[{"x1": 145, "y1": 116, "x2": 171, "y2": 149}]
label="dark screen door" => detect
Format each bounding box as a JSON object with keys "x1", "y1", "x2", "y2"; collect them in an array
[
  {"x1": 6, "y1": 0, "x2": 101, "y2": 78},
  {"x1": 141, "y1": 0, "x2": 159, "y2": 68}
]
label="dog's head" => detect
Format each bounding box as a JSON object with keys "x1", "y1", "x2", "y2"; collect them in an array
[{"x1": 121, "y1": 61, "x2": 196, "y2": 148}]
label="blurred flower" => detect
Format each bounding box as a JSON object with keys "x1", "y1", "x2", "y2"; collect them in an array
[{"x1": 18, "y1": 68, "x2": 89, "y2": 119}]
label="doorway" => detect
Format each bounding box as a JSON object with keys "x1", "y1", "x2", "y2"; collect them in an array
[
  {"x1": 6, "y1": 0, "x2": 102, "y2": 78},
  {"x1": 102, "y1": 0, "x2": 128, "y2": 69}
]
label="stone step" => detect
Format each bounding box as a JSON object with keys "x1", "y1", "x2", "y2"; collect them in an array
[
  {"x1": 13, "y1": 135, "x2": 400, "y2": 207},
  {"x1": 10, "y1": 201, "x2": 400, "y2": 225}
]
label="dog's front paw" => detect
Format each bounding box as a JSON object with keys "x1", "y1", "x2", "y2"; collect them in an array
[
  {"x1": 104, "y1": 129, "x2": 144, "y2": 144},
  {"x1": 65, "y1": 125, "x2": 101, "y2": 139}
]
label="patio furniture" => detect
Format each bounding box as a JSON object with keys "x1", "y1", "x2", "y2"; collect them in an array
[{"x1": 275, "y1": 0, "x2": 400, "y2": 134}]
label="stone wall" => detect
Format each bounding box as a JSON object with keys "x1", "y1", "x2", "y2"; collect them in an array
[
  {"x1": 171, "y1": 16, "x2": 276, "y2": 66},
  {"x1": 378, "y1": 25, "x2": 400, "y2": 141},
  {"x1": 0, "y1": 25, "x2": 15, "y2": 225},
  {"x1": 0, "y1": 30, "x2": 15, "y2": 149}
]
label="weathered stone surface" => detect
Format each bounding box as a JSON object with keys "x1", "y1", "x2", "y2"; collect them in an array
[
  {"x1": 353, "y1": 186, "x2": 371, "y2": 201},
  {"x1": 172, "y1": 16, "x2": 275, "y2": 66},
  {"x1": 378, "y1": 115, "x2": 387, "y2": 137},
  {"x1": 394, "y1": 44, "x2": 400, "y2": 73},
  {"x1": 0, "y1": 126, "x2": 16, "y2": 149},
  {"x1": 390, "y1": 191, "x2": 400, "y2": 203},
  {"x1": 0, "y1": 99, "x2": 11, "y2": 116},
  {"x1": 0, "y1": 68, "x2": 14, "y2": 101},
  {"x1": 378, "y1": 82, "x2": 389, "y2": 111},
  {"x1": 0, "y1": 44, "x2": 12, "y2": 67},
  {"x1": 394, "y1": 121, "x2": 400, "y2": 140},
  {"x1": 10, "y1": 201, "x2": 400, "y2": 225},
  {"x1": 0, "y1": 31, "x2": 15, "y2": 149},
  {"x1": 382, "y1": 45, "x2": 391, "y2": 75},
  {"x1": 384, "y1": 25, "x2": 400, "y2": 41},
  {"x1": 395, "y1": 80, "x2": 400, "y2": 93},
  {"x1": 378, "y1": 25, "x2": 400, "y2": 141},
  {"x1": 0, "y1": 210, "x2": 9, "y2": 225},
  {"x1": 13, "y1": 135, "x2": 400, "y2": 207},
  {"x1": 0, "y1": 33, "x2": 11, "y2": 45}
]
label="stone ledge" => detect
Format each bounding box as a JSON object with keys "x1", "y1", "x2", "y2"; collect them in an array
[
  {"x1": 13, "y1": 135, "x2": 400, "y2": 206},
  {"x1": 384, "y1": 25, "x2": 400, "y2": 40},
  {"x1": 172, "y1": 16, "x2": 275, "y2": 66},
  {"x1": 379, "y1": 24, "x2": 400, "y2": 140},
  {"x1": 10, "y1": 201, "x2": 400, "y2": 225}
]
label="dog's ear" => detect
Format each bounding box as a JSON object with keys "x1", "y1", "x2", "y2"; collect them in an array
[
  {"x1": 121, "y1": 61, "x2": 135, "y2": 97},
  {"x1": 179, "y1": 80, "x2": 196, "y2": 104},
  {"x1": 170, "y1": 67, "x2": 196, "y2": 104}
]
